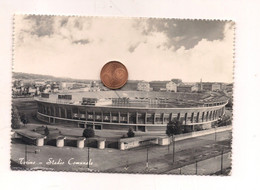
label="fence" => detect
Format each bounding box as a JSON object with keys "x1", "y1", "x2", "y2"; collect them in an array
[
  {"x1": 164, "y1": 151, "x2": 231, "y2": 175},
  {"x1": 175, "y1": 125, "x2": 232, "y2": 141}
]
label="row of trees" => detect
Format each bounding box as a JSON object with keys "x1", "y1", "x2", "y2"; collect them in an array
[
  {"x1": 11, "y1": 105, "x2": 29, "y2": 129},
  {"x1": 82, "y1": 127, "x2": 135, "y2": 139},
  {"x1": 81, "y1": 115, "x2": 233, "y2": 139},
  {"x1": 166, "y1": 115, "x2": 232, "y2": 137},
  {"x1": 11, "y1": 106, "x2": 22, "y2": 129}
]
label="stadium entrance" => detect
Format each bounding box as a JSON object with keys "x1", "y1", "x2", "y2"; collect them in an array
[
  {"x1": 94, "y1": 125, "x2": 102, "y2": 130},
  {"x1": 138, "y1": 126, "x2": 146, "y2": 132},
  {"x1": 79, "y1": 123, "x2": 85, "y2": 128}
]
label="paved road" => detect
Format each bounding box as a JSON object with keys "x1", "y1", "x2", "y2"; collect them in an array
[
  {"x1": 11, "y1": 129, "x2": 232, "y2": 174},
  {"x1": 104, "y1": 132, "x2": 231, "y2": 173},
  {"x1": 166, "y1": 152, "x2": 232, "y2": 175}
]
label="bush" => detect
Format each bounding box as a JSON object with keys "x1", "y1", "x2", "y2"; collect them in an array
[
  {"x1": 83, "y1": 127, "x2": 95, "y2": 138},
  {"x1": 166, "y1": 118, "x2": 183, "y2": 136},
  {"x1": 183, "y1": 126, "x2": 193, "y2": 133},
  {"x1": 20, "y1": 113, "x2": 29, "y2": 125},
  {"x1": 218, "y1": 115, "x2": 232, "y2": 127},
  {"x1": 226, "y1": 99, "x2": 233, "y2": 108},
  {"x1": 127, "y1": 128, "x2": 135, "y2": 138},
  {"x1": 44, "y1": 126, "x2": 50, "y2": 136}
]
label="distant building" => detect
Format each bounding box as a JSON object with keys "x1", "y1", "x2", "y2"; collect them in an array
[
  {"x1": 91, "y1": 81, "x2": 98, "y2": 88},
  {"x1": 81, "y1": 84, "x2": 91, "y2": 91},
  {"x1": 61, "y1": 82, "x2": 74, "y2": 89},
  {"x1": 200, "y1": 83, "x2": 221, "y2": 91},
  {"x1": 13, "y1": 80, "x2": 23, "y2": 88},
  {"x1": 171, "y1": 79, "x2": 183, "y2": 86},
  {"x1": 28, "y1": 87, "x2": 37, "y2": 95},
  {"x1": 89, "y1": 87, "x2": 100, "y2": 92},
  {"x1": 149, "y1": 81, "x2": 177, "y2": 92},
  {"x1": 36, "y1": 87, "x2": 40, "y2": 95},
  {"x1": 150, "y1": 81, "x2": 168, "y2": 91},
  {"x1": 35, "y1": 80, "x2": 45, "y2": 87},
  {"x1": 166, "y1": 81, "x2": 177, "y2": 92},
  {"x1": 12, "y1": 87, "x2": 21, "y2": 95},
  {"x1": 177, "y1": 85, "x2": 198, "y2": 92},
  {"x1": 52, "y1": 87, "x2": 59, "y2": 93},
  {"x1": 225, "y1": 83, "x2": 233, "y2": 93},
  {"x1": 120, "y1": 81, "x2": 138, "y2": 91},
  {"x1": 88, "y1": 81, "x2": 100, "y2": 91},
  {"x1": 220, "y1": 83, "x2": 226, "y2": 91},
  {"x1": 43, "y1": 88, "x2": 50, "y2": 93},
  {"x1": 72, "y1": 83, "x2": 86, "y2": 89},
  {"x1": 137, "y1": 81, "x2": 151, "y2": 91}
]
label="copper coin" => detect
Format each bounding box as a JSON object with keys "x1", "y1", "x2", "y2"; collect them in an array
[{"x1": 100, "y1": 61, "x2": 128, "y2": 89}]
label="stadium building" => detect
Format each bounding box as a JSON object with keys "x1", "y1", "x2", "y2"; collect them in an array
[{"x1": 35, "y1": 91, "x2": 228, "y2": 133}]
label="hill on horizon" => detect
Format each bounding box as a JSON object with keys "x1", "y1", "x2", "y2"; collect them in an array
[{"x1": 12, "y1": 72, "x2": 96, "y2": 83}]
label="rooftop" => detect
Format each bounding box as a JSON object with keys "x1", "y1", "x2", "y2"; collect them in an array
[{"x1": 35, "y1": 90, "x2": 229, "y2": 108}]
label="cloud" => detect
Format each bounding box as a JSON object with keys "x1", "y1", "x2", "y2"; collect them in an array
[
  {"x1": 136, "y1": 18, "x2": 227, "y2": 50},
  {"x1": 72, "y1": 39, "x2": 90, "y2": 45},
  {"x1": 14, "y1": 16, "x2": 234, "y2": 83},
  {"x1": 24, "y1": 15, "x2": 55, "y2": 37}
]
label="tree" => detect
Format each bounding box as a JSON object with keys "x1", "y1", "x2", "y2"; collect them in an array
[
  {"x1": 166, "y1": 118, "x2": 183, "y2": 163},
  {"x1": 83, "y1": 127, "x2": 95, "y2": 138},
  {"x1": 127, "y1": 127, "x2": 135, "y2": 138},
  {"x1": 20, "y1": 113, "x2": 29, "y2": 125},
  {"x1": 226, "y1": 98, "x2": 233, "y2": 109},
  {"x1": 11, "y1": 106, "x2": 22, "y2": 129},
  {"x1": 44, "y1": 126, "x2": 50, "y2": 136},
  {"x1": 217, "y1": 115, "x2": 232, "y2": 127},
  {"x1": 166, "y1": 118, "x2": 183, "y2": 136}
]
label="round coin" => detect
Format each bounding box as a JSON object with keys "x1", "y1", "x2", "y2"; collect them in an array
[{"x1": 100, "y1": 61, "x2": 128, "y2": 89}]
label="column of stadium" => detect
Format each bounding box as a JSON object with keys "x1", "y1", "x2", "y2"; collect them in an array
[{"x1": 35, "y1": 92, "x2": 228, "y2": 133}]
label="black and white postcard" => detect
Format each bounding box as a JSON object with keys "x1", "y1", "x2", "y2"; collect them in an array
[{"x1": 11, "y1": 15, "x2": 234, "y2": 175}]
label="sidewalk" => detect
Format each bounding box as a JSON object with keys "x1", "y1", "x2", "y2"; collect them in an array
[
  {"x1": 175, "y1": 125, "x2": 232, "y2": 141},
  {"x1": 15, "y1": 123, "x2": 232, "y2": 141}
]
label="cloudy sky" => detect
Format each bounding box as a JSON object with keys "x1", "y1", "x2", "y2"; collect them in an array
[{"x1": 14, "y1": 15, "x2": 234, "y2": 82}]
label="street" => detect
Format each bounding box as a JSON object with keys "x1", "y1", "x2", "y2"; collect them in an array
[{"x1": 11, "y1": 129, "x2": 232, "y2": 174}]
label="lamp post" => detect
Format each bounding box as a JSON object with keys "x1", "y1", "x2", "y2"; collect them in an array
[
  {"x1": 172, "y1": 136, "x2": 175, "y2": 164},
  {"x1": 124, "y1": 149, "x2": 129, "y2": 170},
  {"x1": 87, "y1": 147, "x2": 90, "y2": 169},
  {"x1": 24, "y1": 144, "x2": 40, "y2": 166},
  {"x1": 25, "y1": 145, "x2": 27, "y2": 165},
  {"x1": 220, "y1": 149, "x2": 224, "y2": 174},
  {"x1": 195, "y1": 160, "x2": 198, "y2": 175},
  {"x1": 215, "y1": 126, "x2": 217, "y2": 142},
  {"x1": 146, "y1": 147, "x2": 149, "y2": 169}
]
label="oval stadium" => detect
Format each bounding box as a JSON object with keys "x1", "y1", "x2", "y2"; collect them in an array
[{"x1": 35, "y1": 90, "x2": 229, "y2": 133}]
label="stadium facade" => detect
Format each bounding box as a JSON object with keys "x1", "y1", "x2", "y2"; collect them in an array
[{"x1": 35, "y1": 91, "x2": 228, "y2": 132}]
